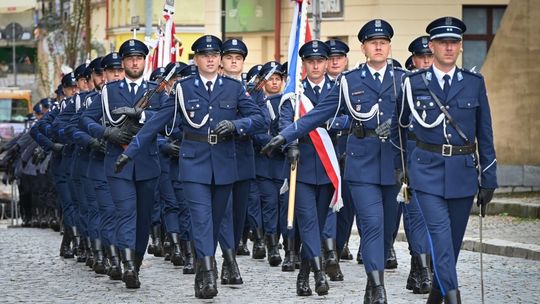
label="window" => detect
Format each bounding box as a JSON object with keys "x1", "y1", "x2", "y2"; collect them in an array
[{"x1": 462, "y1": 6, "x2": 506, "y2": 71}]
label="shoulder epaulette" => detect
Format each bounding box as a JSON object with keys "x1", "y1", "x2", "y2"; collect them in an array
[
  {"x1": 343, "y1": 64, "x2": 362, "y2": 76},
  {"x1": 406, "y1": 68, "x2": 429, "y2": 78},
  {"x1": 179, "y1": 75, "x2": 196, "y2": 83},
  {"x1": 221, "y1": 75, "x2": 242, "y2": 85},
  {"x1": 461, "y1": 68, "x2": 483, "y2": 78}
]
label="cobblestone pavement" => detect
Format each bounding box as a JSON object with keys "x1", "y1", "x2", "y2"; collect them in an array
[
  {"x1": 465, "y1": 215, "x2": 540, "y2": 246},
  {"x1": 1, "y1": 227, "x2": 539, "y2": 303}
]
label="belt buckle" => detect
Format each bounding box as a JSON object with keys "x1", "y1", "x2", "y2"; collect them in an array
[
  {"x1": 442, "y1": 144, "x2": 452, "y2": 156},
  {"x1": 208, "y1": 134, "x2": 218, "y2": 145}
]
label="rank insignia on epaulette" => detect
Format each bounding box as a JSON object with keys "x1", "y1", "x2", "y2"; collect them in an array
[
  {"x1": 457, "y1": 71, "x2": 463, "y2": 81},
  {"x1": 361, "y1": 70, "x2": 366, "y2": 78},
  {"x1": 426, "y1": 71, "x2": 432, "y2": 81}
]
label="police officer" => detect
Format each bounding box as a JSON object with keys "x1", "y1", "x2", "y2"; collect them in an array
[
  {"x1": 115, "y1": 35, "x2": 266, "y2": 299},
  {"x1": 409, "y1": 35, "x2": 434, "y2": 70},
  {"x1": 394, "y1": 17, "x2": 497, "y2": 303},
  {"x1": 263, "y1": 20, "x2": 405, "y2": 303},
  {"x1": 80, "y1": 39, "x2": 167, "y2": 289}
]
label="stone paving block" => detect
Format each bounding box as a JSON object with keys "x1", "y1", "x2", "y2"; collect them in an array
[
  {"x1": 497, "y1": 165, "x2": 523, "y2": 186},
  {"x1": 524, "y1": 165, "x2": 540, "y2": 187}
]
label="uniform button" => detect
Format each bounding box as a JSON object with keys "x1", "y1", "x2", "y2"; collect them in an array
[
  {"x1": 445, "y1": 105, "x2": 450, "y2": 109},
  {"x1": 209, "y1": 118, "x2": 213, "y2": 121},
  {"x1": 467, "y1": 103, "x2": 471, "y2": 106},
  {"x1": 378, "y1": 98, "x2": 382, "y2": 102},
  {"x1": 429, "y1": 102, "x2": 434, "y2": 107},
  {"x1": 196, "y1": 104, "x2": 200, "y2": 108},
  {"x1": 448, "y1": 134, "x2": 452, "y2": 138},
  {"x1": 209, "y1": 106, "x2": 212, "y2": 110},
  {"x1": 379, "y1": 112, "x2": 384, "y2": 116}
]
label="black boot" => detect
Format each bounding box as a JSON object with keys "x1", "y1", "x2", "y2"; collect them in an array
[
  {"x1": 181, "y1": 240, "x2": 195, "y2": 274},
  {"x1": 357, "y1": 249, "x2": 363, "y2": 264},
  {"x1": 107, "y1": 245, "x2": 122, "y2": 280},
  {"x1": 341, "y1": 241, "x2": 353, "y2": 260},
  {"x1": 266, "y1": 234, "x2": 282, "y2": 266},
  {"x1": 252, "y1": 228, "x2": 266, "y2": 259},
  {"x1": 414, "y1": 254, "x2": 432, "y2": 294},
  {"x1": 426, "y1": 288, "x2": 444, "y2": 304},
  {"x1": 85, "y1": 237, "x2": 94, "y2": 268},
  {"x1": 406, "y1": 255, "x2": 419, "y2": 291},
  {"x1": 92, "y1": 239, "x2": 106, "y2": 274},
  {"x1": 121, "y1": 248, "x2": 140, "y2": 289},
  {"x1": 444, "y1": 289, "x2": 461, "y2": 304},
  {"x1": 169, "y1": 233, "x2": 184, "y2": 266},
  {"x1": 163, "y1": 234, "x2": 171, "y2": 261},
  {"x1": 367, "y1": 271, "x2": 387, "y2": 304},
  {"x1": 363, "y1": 278, "x2": 373, "y2": 304},
  {"x1": 236, "y1": 232, "x2": 250, "y2": 256},
  {"x1": 196, "y1": 256, "x2": 218, "y2": 299},
  {"x1": 151, "y1": 224, "x2": 164, "y2": 257},
  {"x1": 385, "y1": 245, "x2": 398, "y2": 269},
  {"x1": 294, "y1": 238, "x2": 301, "y2": 269},
  {"x1": 221, "y1": 248, "x2": 243, "y2": 285},
  {"x1": 60, "y1": 230, "x2": 74, "y2": 258},
  {"x1": 296, "y1": 259, "x2": 312, "y2": 296},
  {"x1": 71, "y1": 227, "x2": 85, "y2": 262},
  {"x1": 281, "y1": 238, "x2": 296, "y2": 272},
  {"x1": 323, "y1": 238, "x2": 339, "y2": 278},
  {"x1": 311, "y1": 257, "x2": 329, "y2": 296}
]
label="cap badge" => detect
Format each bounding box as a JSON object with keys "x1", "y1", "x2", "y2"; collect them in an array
[
  {"x1": 422, "y1": 37, "x2": 428, "y2": 47},
  {"x1": 232, "y1": 39, "x2": 238, "y2": 45},
  {"x1": 375, "y1": 20, "x2": 382, "y2": 27},
  {"x1": 129, "y1": 40, "x2": 135, "y2": 47},
  {"x1": 445, "y1": 17, "x2": 452, "y2": 25},
  {"x1": 206, "y1": 35, "x2": 212, "y2": 42}
]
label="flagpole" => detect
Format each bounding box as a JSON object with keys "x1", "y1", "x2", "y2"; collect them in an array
[{"x1": 287, "y1": 0, "x2": 309, "y2": 230}]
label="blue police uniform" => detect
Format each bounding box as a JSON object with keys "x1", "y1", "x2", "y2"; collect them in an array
[
  {"x1": 120, "y1": 35, "x2": 266, "y2": 299},
  {"x1": 394, "y1": 17, "x2": 497, "y2": 303},
  {"x1": 274, "y1": 21, "x2": 402, "y2": 301}
]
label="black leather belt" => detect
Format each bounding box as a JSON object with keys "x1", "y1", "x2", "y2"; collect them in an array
[
  {"x1": 352, "y1": 126, "x2": 378, "y2": 139},
  {"x1": 183, "y1": 132, "x2": 233, "y2": 145},
  {"x1": 407, "y1": 132, "x2": 417, "y2": 142},
  {"x1": 416, "y1": 140, "x2": 476, "y2": 156},
  {"x1": 235, "y1": 134, "x2": 251, "y2": 142}
]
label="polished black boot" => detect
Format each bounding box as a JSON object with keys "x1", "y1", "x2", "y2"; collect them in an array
[
  {"x1": 151, "y1": 224, "x2": 164, "y2": 257},
  {"x1": 296, "y1": 259, "x2": 312, "y2": 296},
  {"x1": 92, "y1": 239, "x2": 107, "y2": 274},
  {"x1": 60, "y1": 230, "x2": 74, "y2": 258},
  {"x1": 266, "y1": 234, "x2": 282, "y2": 266},
  {"x1": 221, "y1": 248, "x2": 243, "y2": 285},
  {"x1": 71, "y1": 227, "x2": 85, "y2": 262},
  {"x1": 196, "y1": 256, "x2": 218, "y2": 299},
  {"x1": 444, "y1": 289, "x2": 461, "y2": 304},
  {"x1": 426, "y1": 288, "x2": 444, "y2": 304},
  {"x1": 163, "y1": 234, "x2": 171, "y2": 261},
  {"x1": 294, "y1": 238, "x2": 301, "y2": 269},
  {"x1": 121, "y1": 248, "x2": 140, "y2": 289},
  {"x1": 236, "y1": 239, "x2": 250, "y2": 256},
  {"x1": 281, "y1": 238, "x2": 296, "y2": 272},
  {"x1": 385, "y1": 245, "x2": 398, "y2": 269},
  {"x1": 368, "y1": 271, "x2": 388, "y2": 304},
  {"x1": 107, "y1": 245, "x2": 122, "y2": 280},
  {"x1": 85, "y1": 237, "x2": 94, "y2": 267},
  {"x1": 341, "y1": 241, "x2": 354, "y2": 260},
  {"x1": 414, "y1": 254, "x2": 432, "y2": 294},
  {"x1": 363, "y1": 278, "x2": 373, "y2": 304},
  {"x1": 252, "y1": 228, "x2": 266, "y2": 259},
  {"x1": 357, "y1": 249, "x2": 364, "y2": 264},
  {"x1": 181, "y1": 240, "x2": 195, "y2": 274},
  {"x1": 323, "y1": 238, "x2": 339, "y2": 278},
  {"x1": 311, "y1": 257, "x2": 329, "y2": 296},
  {"x1": 406, "y1": 255, "x2": 419, "y2": 291},
  {"x1": 169, "y1": 233, "x2": 184, "y2": 266}
]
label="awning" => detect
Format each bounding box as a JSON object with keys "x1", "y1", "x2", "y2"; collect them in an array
[{"x1": 0, "y1": 0, "x2": 36, "y2": 14}]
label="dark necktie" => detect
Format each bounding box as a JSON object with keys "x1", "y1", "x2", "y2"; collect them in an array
[
  {"x1": 374, "y1": 72, "x2": 382, "y2": 90},
  {"x1": 129, "y1": 83, "x2": 137, "y2": 101},
  {"x1": 443, "y1": 74, "x2": 451, "y2": 98},
  {"x1": 206, "y1": 81, "x2": 212, "y2": 97},
  {"x1": 313, "y1": 85, "x2": 320, "y2": 101}
]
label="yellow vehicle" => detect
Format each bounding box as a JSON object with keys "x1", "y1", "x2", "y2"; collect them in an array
[{"x1": 0, "y1": 88, "x2": 33, "y2": 145}]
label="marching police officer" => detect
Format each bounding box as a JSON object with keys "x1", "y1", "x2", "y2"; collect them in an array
[
  {"x1": 80, "y1": 39, "x2": 167, "y2": 289},
  {"x1": 115, "y1": 35, "x2": 266, "y2": 299},
  {"x1": 263, "y1": 20, "x2": 405, "y2": 303},
  {"x1": 394, "y1": 17, "x2": 497, "y2": 303}
]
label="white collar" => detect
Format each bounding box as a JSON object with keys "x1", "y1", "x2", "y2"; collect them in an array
[
  {"x1": 199, "y1": 74, "x2": 218, "y2": 86},
  {"x1": 307, "y1": 77, "x2": 325, "y2": 91},
  {"x1": 432, "y1": 64, "x2": 456, "y2": 89},
  {"x1": 366, "y1": 63, "x2": 387, "y2": 81},
  {"x1": 125, "y1": 77, "x2": 143, "y2": 88}
]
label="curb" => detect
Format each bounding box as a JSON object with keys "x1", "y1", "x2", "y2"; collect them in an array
[
  {"x1": 470, "y1": 199, "x2": 540, "y2": 218},
  {"x1": 395, "y1": 231, "x2": 540, "y2": 261}
]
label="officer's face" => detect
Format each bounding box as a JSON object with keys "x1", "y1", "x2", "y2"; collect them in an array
[
  {"x1": 327, "y1": 54, "x2": 348, "y2": 77},
  {"x1": 92, "y1": 72, "x2": 105, "y2": 90},
  {"x1": 302, "y1": 57, "x2": 327, "y2": 83},
  {"x1": 361, "y1": 38, "x2": 391, "y2": 66},
  {"x1": 429, "y1": 39, "x2": 461, "y2": 68},
  {"x1": 62, "y1": 86, "x2": 79, "y2": 98},
  {"x1": 77, "y1": 78, "x2": 89, "y2": 91},
  {"x1": 412, "y1": 53, "x2": 434, "y2": 69},
  {"x1": 264, "y1": 74, "x2": 283, "y2": 95},
  {"x1": 105, "y1": 68, "x2": 125, "y2": 82},
  {"x1": 86, "y1": 78, "x2": 95, "y2": 91},
  {"x1": 194, "y1": 52, "x2": 221, "y2": 76},
  {"x1": 122, "y1": 55, "x2": 145, "y2": 79},
  {"x1": 221, "y1": 53, "x2": 245, "y2": 76}
]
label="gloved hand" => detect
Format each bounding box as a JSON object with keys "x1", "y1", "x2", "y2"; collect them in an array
[
  {"x1": 88, "y1": 138, "x2": 105, "y2": 153},
  {"x1": 375, "y1": 118, "x2": 392, "y2": 138},
  {"x1": 114, "y1": 153, "x2": 131, "y2": 173},
  {"x1": 104, "y1": 127, "x2": 132, "y2": 145},
  {"x1": 214, "y1": 120, "x2": 236, "y2": 136},
  {"x1": 161, "y1": 142, "x2": 180, "y2": 158},
  {"x1": 261, "y1": 135, "x2": 286, "y2": 156},
  {"x1": 287, "y1": 143, "x2": 300, "y2": 170},
  {"x1": 32, "y1": 147, "x2": 46, "y2": 164},
  {"x1": 476, "y1": 188, "x2": 495, "y2": 217},
  {"x1": 111, "y1": 106, "x2": 143, "y2": 119},
  {"x1": 52, "y1": 143, "x2": 64, "y2": 153}
]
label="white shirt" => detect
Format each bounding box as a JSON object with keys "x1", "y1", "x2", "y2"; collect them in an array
[
  {"x1": 125, "y1": 77, "x2": 143, "y2": 95},
  {"x1": 366, "y1": 63, "x2": 387, "y2": 83},
  {"x1": 432, "y1": 64, "x2": 456, "y2": 91},
  {"x1": 199, "y1": 74, "x2": 218, "y2": 92},
  {"x1": 307, "y1": 78, "x2": 326, "y2": 95}
]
